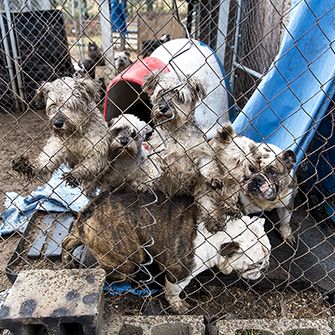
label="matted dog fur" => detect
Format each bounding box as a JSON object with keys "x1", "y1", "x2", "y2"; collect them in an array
[
  {"x1": 133, "y1": 72, "x2": 227, "y2": 233},
  {"x1": 12, "y1": 77, "x2": 109, "y2": 192}
]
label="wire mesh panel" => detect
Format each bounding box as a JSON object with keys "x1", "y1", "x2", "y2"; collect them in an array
[{"x1": 0, "y1": 0, "x2": 335, "y2": 332}]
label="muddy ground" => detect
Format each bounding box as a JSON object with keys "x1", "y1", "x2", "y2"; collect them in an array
[{"x1": 0, "y1": 110, "x2": 334, "y2": 320}]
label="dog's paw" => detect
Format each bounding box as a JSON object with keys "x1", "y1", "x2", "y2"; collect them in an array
[
  {"x1": 12, "y1": 156, "x2": 35, "y2": 178},
  {"x1": 62, "y1": 172, "x2": 80, "y2": 188},
  {"x1": 209, "y1": 178, "x2": 223, "y2": 190},
  {"x1": 280, "y1": 224, "x2": 295, "y2": 245},
  {"x1": 170, "y1": 300, "x2": 190, "y2": 315},
  {"x1": 217, "y1": 124, "x2": 234, "y2": 143},
  {"x1": 284, "y1": 233, "x2": 296, "y2": 245}
]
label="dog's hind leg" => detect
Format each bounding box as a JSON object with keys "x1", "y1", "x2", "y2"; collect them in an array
[{"x1": 165, "y1": 276, "x2": 192, "y2": 314}]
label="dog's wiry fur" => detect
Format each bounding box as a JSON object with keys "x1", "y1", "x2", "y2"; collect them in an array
[
  {"x1": 135, "y1": 72, "x2": 227, "y2": 232},
  {"x1": 114, "y1": 51, "x2": 133, "y2": 74},
  {"x1": 12, "y1": 77, "x2": 109, "y2": 190},
  {"x1": 211, "y1": 124, "x2": 297, "y2": 242},
  {"x1": 63, "y1": 191, "x2": 271, "y2": 314}
]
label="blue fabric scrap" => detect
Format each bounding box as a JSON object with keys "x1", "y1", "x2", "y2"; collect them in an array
[
  {"x1": 104, "y1": 281, "x2": 158, "y2": 297},
  {"x1": 0, "y1": 165, "x2": 89, "y2": 236}
]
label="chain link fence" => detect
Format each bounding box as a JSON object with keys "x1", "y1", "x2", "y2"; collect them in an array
[{"x1": 0, "y1": 0, "x2": 335, "y2": 329}]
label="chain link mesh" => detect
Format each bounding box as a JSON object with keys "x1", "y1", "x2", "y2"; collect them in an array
[{"x1": 0, "y1": 0, "x2": 334, "y2": 327}]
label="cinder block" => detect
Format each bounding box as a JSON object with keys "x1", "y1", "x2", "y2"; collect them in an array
[
  {"x1": 104, "y1": 315, "x2": 205, "y2": 335},
  {"x1": 0, "y1": 269, "x2": 105, "y2": 335},
  {"x1": 217, "y1": 318, "x2": 332, "y2": 335}
]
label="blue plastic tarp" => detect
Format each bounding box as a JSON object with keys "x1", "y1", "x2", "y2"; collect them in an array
[
  {"x1": 110, "y1": 0, "x2": 128, "y2": 36},
  {"x1": 233, "y1": 0, "x2": 335, "y2": 166}
]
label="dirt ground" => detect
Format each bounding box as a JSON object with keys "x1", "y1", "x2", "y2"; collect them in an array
[{"x1": 0, "y1": 110, "x2": 334, "y2": 320}]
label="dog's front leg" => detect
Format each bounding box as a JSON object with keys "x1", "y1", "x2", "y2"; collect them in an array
[
  {"x1": 62, "y1": 222, "x2": 82, "y2": 268},
  {"x1": 197, "y1": 156, "x2": 223, "y2": 190},
  {"x1": 12, "y1": 138, "x2": 64, "y2": 181},
  {"x1": 195, "y1": 191, "x2": 225, "y2": 233},
  {"x1": 276, "y1": 205, "x2": 295, "y2": 244},
  {"x1": 165, "y1": 276, "x2": 192, "y2": 314},
  {"x1": 63, "y1": 153, "x2": 107, "y2": 188}
]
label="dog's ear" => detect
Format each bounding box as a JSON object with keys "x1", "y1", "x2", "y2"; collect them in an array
[
  {"x1": 220, "y1": 241, "x2": 240, "y2": 257},
  {"x1": 142, "y1": 70, "x2": 160, "y2": 96},
  {"x1": 139, "y1": 124, "x2": 153, "y2": 141},
  {"x1": 216, "y1": 123, "x2": 235, "y2": 144},
  {"x1": 187, "y1": 77, "x2": 206, "y2": 102},
  {"x1": 75, "y1": 77, "x2": 100, "y2": 103},
  {"x1": 34, "y1": 81, "x2": 52, "y2": 105},
  {"x1": 281, "y1": 149, "x2": 296, "y2": 171}
]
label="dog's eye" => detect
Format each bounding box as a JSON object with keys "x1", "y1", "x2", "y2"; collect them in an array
[
  {"x1": 130, "y1": 130, "x2": 136, "y2": 138},
  {"x1": 268, "y1": 167, "x2": 278, "y2": 177},
  {"x1": 112, "y1": 127, "x2": 122, "y2": 135}
]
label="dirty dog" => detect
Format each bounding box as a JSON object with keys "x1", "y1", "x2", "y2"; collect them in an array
[
  {"x1": 12, "y1": 77, "x2": 109, "y2": 191},
  {"x1": 88, "y1": 41, "x2": 105, "y2": 66},
  {"x1": 136, "y1": 71, "x2": 226, "y2": 232},
  {"x1": 62, "y1": 191, "x2": 271, "y2": 314},
  {"x1": 92, "y1": 113, "x2": 151, "y2": 191},
  {"x1": 239, "y1": 142, "x2": 297, "y2": 243},
  {"x1": 211, "y1": 124, "x2": 297, "y2": 243},
  {"x1": 114, "y1": 51, "x2": 133, "y2": 73}
]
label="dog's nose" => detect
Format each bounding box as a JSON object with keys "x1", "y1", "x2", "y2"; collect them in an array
[
  {"x1": 53, "y1": 119, "x2": 64, "y2": 128},
  {"x1": 158, "y1": 103, "x2": 169, "y2": 114},
  {"x1": 120, "y1": 137, "x2": 129, "y2": 146}
]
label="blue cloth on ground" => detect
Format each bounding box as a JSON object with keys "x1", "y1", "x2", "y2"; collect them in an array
[
  {"x1": 110, "y1": 0, "x2": 128, "y2": 36},
  {"x1": 104, "y1": 282, "x2": 158, "y2": 297},
  {"x1": 233, "y1": 0, "x2": 335, "y2": 166},
  {"x1": 0, "y1": 165, "x2": 89, "y2": 236}
]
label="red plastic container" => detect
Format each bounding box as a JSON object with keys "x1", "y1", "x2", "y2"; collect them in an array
[{"x1": 103, "y1": 57, "x2": 169, "y2": 123}]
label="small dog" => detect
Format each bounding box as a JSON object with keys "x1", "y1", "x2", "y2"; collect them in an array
[
  {"x1": 93, "y1": 113, "x2": 152, "y2": 191},
  {"x1": 239, "y1": 142, "x2": 297, "y2": 243},
  {"x1": 62, "y1": 191, "x2": 271, "y2": 314},
  {"x1": 88, "y1": 41, "x2": 105, "y2": 66},
  {"x1": 141, "y1": 34, "x2": 171, "y2": 58},
  {"x1": 211, "y1": 124, "x2": 297, "y2": 243},
  {"x1": 12, "y1": 77, "x2": 109, "y2": 190},
  {"x1": 114, "y1": 50, "x2": 133, "y2": 73},
  {"x1": 137, "y1": 71, "x2": 226, "y2": 232}
]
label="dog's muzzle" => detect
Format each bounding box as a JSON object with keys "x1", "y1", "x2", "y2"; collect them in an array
[
  {"x1": 158, "y1": 102, "x2": 170, "y2": 116},
  {"x1": 241, "y1": 258, "x2": 269, "y2": 280},
  {"x1": 247, "y1": 174, "x2": 276, "y2": 201},
  {"x1": 119, "y1": 137, "x2": 129, "y2": 146}
]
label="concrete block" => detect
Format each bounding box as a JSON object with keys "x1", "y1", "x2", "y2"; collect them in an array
[
  {"x1": 0, "y1": 269, "x2": 105, "y2": 335},
  {"x1": 103, "y1": 315, "x2": 205, "y2": 335},
  {"x1": 217, "y1": 318, "x2": 332, "y2": 335}
]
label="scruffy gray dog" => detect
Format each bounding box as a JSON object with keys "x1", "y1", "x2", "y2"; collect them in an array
[
  {"x1": 12, "y1": 77, "x2": 150, "y2": 196},
  {"x1": 12, "y1": 77, "x2": 109, "y2": 191},
  {"x1": 135, "y1": 71, "x2": 226, "y2": 232}
]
